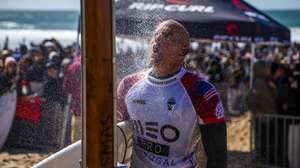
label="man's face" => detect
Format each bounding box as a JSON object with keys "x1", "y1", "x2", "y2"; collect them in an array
[
  {"x1": 47, "y1": 67, "x2": 58, "y2": 78},
  {"x1": 6, "y1": 62, "x2": 17, "y2": 75},
  {"x1": 149, "y1": 22, "x2": 188, "y2": 67},
  {"x1": 32, "y1": 52, "x2": 43, "y2": 64}
]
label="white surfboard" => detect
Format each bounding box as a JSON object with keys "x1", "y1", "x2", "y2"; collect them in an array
[
  {"x1": 0, "y1": 90, "x2": 17, "y2": 149},
  {"x1": 32, "y1": 140, "x2": 82, "y2": 168},
  {"x1": 117, "y1": 121, "x2": 133, "y2": 166},
  {"x1": 33, "y1": 121, "x2": 133, "y2": 168}
]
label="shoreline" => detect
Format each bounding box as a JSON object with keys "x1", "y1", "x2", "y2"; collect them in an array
[{"x1": 0, "y1": 27, "x2": 300, "y2": 49}]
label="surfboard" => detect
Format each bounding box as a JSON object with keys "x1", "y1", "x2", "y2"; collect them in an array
[
  {"x1": 117, "y1": 121, "x2": 133, "y2": 165},
  {"x1": 33, "y1": 121, "x2": 133, "y2": 168},
  {"x1": 32, "y1": 140, "x2": 82, "y2": 168},
  {"x1": 0, "y1": 90, "x2": 17, "y2": 149}
]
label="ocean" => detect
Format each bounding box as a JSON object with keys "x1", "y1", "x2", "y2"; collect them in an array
[
  {"x1": 0, "y1": 10, "x2": 300, "y2": 49},
  {"x1": 0, "y1": 10, "x2": 80, "y2": 49}
]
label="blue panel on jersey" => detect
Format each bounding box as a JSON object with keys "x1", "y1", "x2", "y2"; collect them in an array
[{"x1": 192, "y1": 80, "x2": 214, "y2": 96}]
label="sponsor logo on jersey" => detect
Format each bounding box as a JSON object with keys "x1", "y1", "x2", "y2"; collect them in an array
[
  {"x1": 132, "y1": 99, "x2": 146, "y2": 105},
  {"x1": 132, "y1": 120, "x2": 180, "y2": 144},
  {"x1": 140, "y1": 150, "x2": 196, "y2": 167},
  {"x1": 136, "y1": 136, "x2": 170, "y2": 156},
  {"x1": 167, "y1": 97, "x2": 176, "y2": 112},
  {"x1": 128, "y1": 2, "x2": 214, "y2": 13}
]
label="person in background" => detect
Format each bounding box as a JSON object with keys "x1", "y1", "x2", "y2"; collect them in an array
[
  {"x1": 63, "y1": 55, "x2": 81, "y2": 142},
  {"x1": 15, "y1": 55, "x2": 33, "y2": 98},
  {"x1": 246, "y1": 60, "x2": 278, "y2": 166},
  {"x1": 0, "y1": 59, "x2": 4, "y2": 74},
  {"x1": 0, "y1": 57, "x2": 18, "y2": 96},
  {"x1": 43, "y1": 62, "x2": 64, "y2": 104},
  {"x1": 40, "y1": 61, "x2": 65, "y2": 147}
]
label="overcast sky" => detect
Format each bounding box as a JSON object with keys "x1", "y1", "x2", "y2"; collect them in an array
[{"x1": 0, "y1": 0, "x2": 299, "y2": 10}]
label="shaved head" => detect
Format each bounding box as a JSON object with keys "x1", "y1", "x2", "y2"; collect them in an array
[
  {"x1": 149, "y1": 19, "x2": 190, "y2": 78},
  {"x1": 155, "y1": 19, "x2": 190, "y2": 51}
]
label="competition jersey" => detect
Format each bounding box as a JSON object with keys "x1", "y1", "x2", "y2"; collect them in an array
[{"x1": 117, "y1": 67, "x2": 225, "y2": 168}]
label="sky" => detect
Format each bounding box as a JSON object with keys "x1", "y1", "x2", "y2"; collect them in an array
[
  {"x1": 0, "y1": 0, "x2": 299, "y2": 10},
  {"x1": 0, "y1": 0, "x2": 80, "y2": 11}
]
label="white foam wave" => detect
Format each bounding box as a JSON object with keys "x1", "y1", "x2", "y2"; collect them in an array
[
  {"x1": 0, "y1": 29, "x2": 78, "y2": 49},
  {"x1": 0, "y1": 21, "x2": 35, "y2": 30}
]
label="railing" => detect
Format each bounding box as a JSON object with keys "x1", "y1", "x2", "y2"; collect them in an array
[{"x1": 251, "y1": 114, "x2": 300, "y2": 168}]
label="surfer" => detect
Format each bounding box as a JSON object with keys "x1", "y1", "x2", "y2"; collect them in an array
[{"x1": 117, "y1": 19, "x2": 227, "y2": 168}]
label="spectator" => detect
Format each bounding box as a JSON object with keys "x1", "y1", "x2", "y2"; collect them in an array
[
  {"x1": 63, "y1": 55, "x2": 81, "y2": 142},
  {"x1": 0, "y1": 57, "x2": 17, "y2": 96}
]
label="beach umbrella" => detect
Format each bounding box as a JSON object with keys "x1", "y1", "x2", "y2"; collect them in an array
[{"x1": 115, "y1": 0, "x2": 290, "y2": 43}]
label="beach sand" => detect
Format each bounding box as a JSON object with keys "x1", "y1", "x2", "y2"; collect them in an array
[
  {"x1": 0, "y1": 113, "x2": 252, "y2": 168},
  {"x1": 0, "y1": 149, "x2": 50, "y2": 168}
]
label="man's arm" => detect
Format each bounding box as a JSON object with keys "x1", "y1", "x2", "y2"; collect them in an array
[
  {"x1": 200, "y1": 122, "x2": 227, "y2": 168},
  {"x1": 181, "y1": 75, "x2": 227, "y2": 168}
]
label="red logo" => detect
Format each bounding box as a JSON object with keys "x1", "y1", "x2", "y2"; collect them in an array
[
  {"x1": 166, "y1": 0, "x2": 191, "y2": 5},
  {"x1": 226, "y1": 22, "x2": 240, "y2": 36},
  {"x1": 231, "y1": 0, "x2": 251, "y2": 11}
]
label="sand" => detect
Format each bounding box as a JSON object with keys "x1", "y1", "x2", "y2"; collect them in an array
[
  {"x1": 0, "y1": 149, "x2": 50, "y2": 168},
  {"x1": 0, "y1": 113, "x2": 252, "y2": 168}
]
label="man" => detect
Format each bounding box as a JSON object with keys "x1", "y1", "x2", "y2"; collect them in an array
[{"x1": 117, "y1": 20, "x2": 227, "y2": 168}]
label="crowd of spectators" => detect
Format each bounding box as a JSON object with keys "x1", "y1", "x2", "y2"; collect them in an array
[
  {"x1": 0, "y1": 38, "x2": 81, "y2": 148},
  {"x1": 184, "y1": 41, "x2": 300, "y2": 167},
  {"x1": 184, "y1": 41, "x2": 300, "y2": 117}
]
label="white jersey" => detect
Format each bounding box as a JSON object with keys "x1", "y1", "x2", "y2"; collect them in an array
[{"x1": 117, "y1": 67, "x2": 225, "y2": 168}]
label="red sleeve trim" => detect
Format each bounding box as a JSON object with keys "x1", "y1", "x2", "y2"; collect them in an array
[
  {"x1": 116, "y1": 70, "x2": 147, "y2": 122},
  {"x1": 202, "y1": 117, "x2": 225, "y2": 124},
  {"x1": 181, "y1": 72, "x2": 225, "y2": 125}
]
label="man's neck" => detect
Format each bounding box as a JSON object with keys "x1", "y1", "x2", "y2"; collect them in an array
[{"x1": 150, "y1": 65, "x2": 182, "y2": 79}]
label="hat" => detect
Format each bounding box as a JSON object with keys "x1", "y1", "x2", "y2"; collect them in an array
[
  {"x1": 49, "y1": 51, "x2": 59, "y2": 60},
  {"x1": 1, "y1": 50, "x2": 12, "y2": 57},
  {"x1": 61, "y1": 58, "x2": 72, "y2": 67},
  {"x1": 4, "y1": 57, "x2": 17, "y2": 67},
  {"x1": 44, "y1": 41, "x2": 55, "y2": 48}
]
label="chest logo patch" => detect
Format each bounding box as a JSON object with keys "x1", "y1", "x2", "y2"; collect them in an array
[
  {"x1": 132, "y1": 99, "x2": 146, "y2": 105},
  {"x1": 167, "y1": 97, "x2": 176, "y2": 112}
]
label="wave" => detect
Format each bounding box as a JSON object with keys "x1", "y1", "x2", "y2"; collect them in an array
[
  {"x1": 0, "y1": 21, "x2": 35, "y2": 30},
  {"x1": 0, "y1": 29, "x2": 78, "y2": 49}
]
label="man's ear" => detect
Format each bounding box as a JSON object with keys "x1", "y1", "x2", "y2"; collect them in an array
[{"x1": 181, "y1": 47, "x2": 190, "y2": 56}]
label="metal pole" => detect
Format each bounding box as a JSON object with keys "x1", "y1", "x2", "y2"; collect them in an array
[
  {"x1": 266, "y1": 116, "x2": 270, "y2": 164},
  {"x1": 275, "y1": 117, "x2": 278, "y2": 166},
  {"x1": 283, "y1": 118, "x2": 287, "y2": 166},
  {"x1": 250, "y1": 43, "x2": 255, "y2": 89}
]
